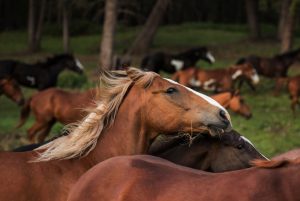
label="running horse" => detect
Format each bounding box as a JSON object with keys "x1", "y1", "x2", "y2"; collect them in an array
[
  {"x1": 68, "y1": 156, "x2": 300, "y2": 201},
  {"x1": 172, "y1": 63, "x2": 259, "y2": 92},
  {"x1": 141, "y1": 47, "x2": 215, "y2": 73},
  {"x1": 0, "y1": 77, "x2": 24, "y2": 105},
  {"x1": 0, "y1": 54, "x2": 84, "y2": 90},
  {"x1": 150, "y1": 129, "x2": 267, "y2": 172},
  {"x1": 0, "y1": 68, "x2": 231, "y2": 201},
  {"x1": 211, "y1": 91, "x2": 252, "y2": 119},
  {"x1": 16, "y1": 88, "x2": 97, "y2": 143},
  {"x1": 236, "y1": 48, "x2": 300, "y2": 78}
]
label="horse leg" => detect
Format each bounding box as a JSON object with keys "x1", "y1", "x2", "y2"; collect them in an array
[
  {"x1": 290, "y1": 97, "x2": 299, "y2": 117},
  {"x1": 37, "y1": 120, "x2": 56, "y2": 143},
  {"x1": 27, "y1": 122, "x2": 48, "y2": 143}
]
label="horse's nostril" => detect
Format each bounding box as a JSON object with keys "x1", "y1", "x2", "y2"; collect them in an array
[{"x1": 219, "y1": 110, "x2": 230, "y2": 125}]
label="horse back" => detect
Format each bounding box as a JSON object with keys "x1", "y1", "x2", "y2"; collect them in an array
[{"x1": 0, "y1": 60, "x2": 17, "y2": 78}]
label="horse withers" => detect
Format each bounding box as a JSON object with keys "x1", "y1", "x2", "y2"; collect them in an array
[
  {"x1": 0, "y1": 78, "x2": 24, "y2": 105},
  {"x1": 0, "y1": 68, "x2": 231, "y2": 201},
  {"x1": 141, "y1": 47, "x2": 215, "y2": 73},
  {"x1": 0, "y1": 54, "x2": 84, "y2": 90},
  {"x1": 16, "y1": 88, "x2": 97, "y2": 143}
]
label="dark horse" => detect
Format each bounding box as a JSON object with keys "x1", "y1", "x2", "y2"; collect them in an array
[
  {"x1": 0, "y1": 54, "x2": 84, "y2": 90},
  {"x1": 141, "y1": 47, "x2": 215, "y2": 73},
  {"x1": 236, "y1": 48, "x2": 300, "y2": 78}
]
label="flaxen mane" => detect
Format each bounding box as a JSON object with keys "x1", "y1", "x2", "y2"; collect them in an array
[{"x1": 34, "y1": 68, "x2": 157, "y2": 162}]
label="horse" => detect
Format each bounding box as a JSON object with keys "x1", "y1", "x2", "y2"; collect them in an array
[
  {"x1": 272, "y1": 148, "x2": 300, "y2": 160},
  {"x1": 211, "y1": 91, "x2": 252, "y2": 119},
  {"x1": 149, "y1": 129, "x2": 267, "y2": 172},
  {"x1": 141, "y1": 47, "x2": 215, "y2": 73},
  {"x1": 67, "y1": 156, "x2": 300, "y2": 201},
  {"x1": 236, "y1": 48, "x2": 300, "y2": 78},
  {"x1": 16, "y1": 88, "x2": 97, "y2": 143},
  {"x1": 0, "y1": 54, "x2": 84, "y2": 90},
  {"x1": 288, "y1": 75, "x2": 300, "y2": 115},
  {"x1": 0, "y1": 77, "x2": 24, "y2": 105},
  {"x1": 172, "y1": 63, "x2": 259, "y2": 92},
  {"x1": 0, "y1": 68, "x2": 231, "y2": 201}
]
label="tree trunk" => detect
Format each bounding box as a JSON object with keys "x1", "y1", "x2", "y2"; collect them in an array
[
  {"x1": 126, "y1": 0, "x2": 171, "y2": 57},
  {"x1": 99, "y1": 0, "x2": 118, "y2": 70},
  {"x1": 34, "y1": 0, "x2": 46, "y2": 51},
  {"x1": 280, "y1": 0, "x2": 299, "y2": 52},
  {"x1": 278, "y1": 0, "x2": 291, "y2": 40},
  {"x1": 28, "y1": 0, "x2": 35, "y2": 52},
  {"x1": 245, "y1": 0, "x2": 260, "y2": 40},
  {"x1": 62, "y1": 3, "x2": 70, "y2": 53}
]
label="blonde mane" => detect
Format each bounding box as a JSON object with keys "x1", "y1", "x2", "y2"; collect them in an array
[{"x1": 34, "y1": 68, "x2": 157, "y2": 161}]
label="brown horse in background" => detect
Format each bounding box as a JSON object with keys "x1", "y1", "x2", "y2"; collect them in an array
[
  {"x1": 288, "y1": 75, "x2": 300, "y2": 115},
  {"x1": 0, "y1": 78, "x2": 24, "y2": 105},
  {"x1": 0, "y1": 68, "x2": 231, "y2": 201},
  {"x1": 150, "y1": 129, "x2": 267, "y2": 172},
  {"x1": 67, "y1": 155, "x2": 300, "y2": 201},
  {"x1": 212, "y1": 91, "x2": 252, "y2": 119},
  {"x1": 17, "y1": 88, "x2": 97, "y2": 143},
  {"x1": 172, "y1": 63, "x2": 259, "y2": 92}
]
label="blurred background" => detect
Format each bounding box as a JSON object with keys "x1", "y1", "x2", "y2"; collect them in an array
[{"x1": 0, "y1": 0, "x2": 299, "y2": 157}]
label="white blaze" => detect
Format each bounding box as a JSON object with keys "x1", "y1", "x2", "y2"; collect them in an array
[
  {"x1": 206, "y1": 52, "x2": 215, "y2": 63},
  {"x1": 75, "y1": 59, "x2": 85, "y2": 70},
  {"x1": 251, "y1": 70, "x2": 260, "y2": 84}
]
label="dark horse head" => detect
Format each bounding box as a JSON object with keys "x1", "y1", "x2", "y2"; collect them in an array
[
  {"x1": 46, "y1": 54, "x2": 85, "y2": 74},
  {"x1": 177, "y1": 47, "x2": 215, "y2": 65}
]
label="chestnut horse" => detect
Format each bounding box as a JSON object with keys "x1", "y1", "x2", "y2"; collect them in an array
[
  {"x1": 272, "y1": 148, "x2": 300, "y2": 160},
  {"x1": 0, "y1": 68, "x2": 231, "y2": 201},
  {"x1": 172, "y1": 63, "x2": 259, "y2": 92},
  {"x1": 17, "y1": 88, "x2": 97, "y2": 143},
  {"x1": 211, "y1": 91, "x2": 252, "y2": 119},
  {"x1": 150, "y1": 129, "x2": 267, "y2": 172},
  {"x1": 236, "y1": 48, "x2": 300, "y2": 78},
  {"x1": 288, "y1": 75, "x2": 300, "y2": 115},
  {"x1": 68, "y1": 156, "x2": 300, "y2": 201},
  {"x1": 0, "y1": 77, "x2": 24, "y2": 105}
]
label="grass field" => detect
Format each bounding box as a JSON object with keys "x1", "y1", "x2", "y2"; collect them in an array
[{"x1": 0, "y1": 22, "x2": 300, "y2": 157}]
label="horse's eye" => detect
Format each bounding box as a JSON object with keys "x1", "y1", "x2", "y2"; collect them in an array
[
  {"x1": 237, "y1": 144, "x2": 243, "y2": 149},
  {"x1": 165, "y1": 87, "x2": 177, "y2": 94}
]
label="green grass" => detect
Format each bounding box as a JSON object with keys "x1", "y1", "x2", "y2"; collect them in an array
[{"x1": 0, "y1": 22, "x2": 300, "y2": 157}]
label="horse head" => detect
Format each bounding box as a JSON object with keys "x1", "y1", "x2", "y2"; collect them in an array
[
  {"x1": 187, "y1": 47, "x2": 215, "y2": 64},
  {"x1": 228, "y1": 90, "x2": 252, "y2": 119},
  {"x1": 57, "y1": 54, "x2": 84, "y2": 74},
  {"x1": 207, "y1": 130, "x2": 268, "y2": 172},
  {"x1": 0, "y1": 78, "x2": 24, "y2": 105}
]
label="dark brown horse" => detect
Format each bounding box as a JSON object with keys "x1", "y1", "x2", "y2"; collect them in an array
[
  {"x1": 150, "y1": 130, "x2": 267, "y2": 172},
  {"x1": 67, "y1": 155, "x2": 300, "y2": 201},
  {"x1": 211, "y1": 91, "x2": 252, "y2": 119},
  {"x1": 0, "y1": 78, "x2": 24, "y2": 105},
  {"x1": 236, "y1": 48, "x2": 300, "y2": 78},
  {"x1": 17, "y1": 88, "x2": 97, "y2": 143},
  {"x1": 172, "y1": 63, "x2": 259, "y2": 92},
  {"x1": 0, "y1": 68, "x2": 231, "y2": 201}
]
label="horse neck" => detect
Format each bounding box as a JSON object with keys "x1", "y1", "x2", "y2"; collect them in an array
[
  {"x1": 47, "y1": 60, "x2": 66, "y2": 75},
  {"x1": 211, "y1": 93, "x2": 231, "y2": 108},
  {"x1": 276, "y1": 53, "x2": 298, "y2": 67},
  {"x1": 84, "y1": 89, "x2": 151, "y2": 166}
]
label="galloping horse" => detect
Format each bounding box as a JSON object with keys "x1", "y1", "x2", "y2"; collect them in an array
[
  {"x1": 211, "y1": 91, "x2": 252, "y2": 119},
  {"x1": 16, "y1": 88, "x2": 97, "y2": 143},
  {"x1": 172, "y1": 63, "x2": 259, "y2": 92},
  {"x1": 0, "y1": 78, "x2": 24, "y2": 105},
  {"x1": 141, "y1": 47, "x2": 215, "y2": 73},
  {"x1": 67, "y1": 156, "x2": 300, "y2": 201},
  {"x1": 288, "y1": 75, "x2": 300, "y2": 115},
  {"x1": 0, "y1": 54, "x2": 84, "y2": 90},
  {"x1": 150, "y1": 129, "x2": 267, "y2": 172},
  {"x1": 236, "y1": 48, "x2": 300, "y2": 78},
  {"x1": 0, "y1": 68, "x2": 231, "y2": 201}
]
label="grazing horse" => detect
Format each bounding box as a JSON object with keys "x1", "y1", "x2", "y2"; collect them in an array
[
  {"x1": 0, "y1": 78, "x2": 24, "y2": 105},
  {"x1": 236, "y1": 48, "x2": 300, "y2": 78},
  {"x1": 211, "y1": 91, "x2": 252, "y2": 119},
  {"x1": 16, "y1": 88, "x2": 97, "y2": 143},
  {"x1": 0, "y1": 54, "x2": 84, "y2": 90},
  {"x1": 172, "y1": 63, "x2": 259, "y2": 92},
  {"x1": 67, "y1": 156, "x2": 300, "y2": 201},
  {"x1": 141, "y1": 47, "x2": 215, "y2": 73},
  {"x1": 150, "y1": 129, "x2": 267, "y2": 172},
  {"x1": 288, "y1": 75, "x2": 300, "y2": 115},
  {"x1": 0, "y1": 68, "x2": 231, "y2": 201}
]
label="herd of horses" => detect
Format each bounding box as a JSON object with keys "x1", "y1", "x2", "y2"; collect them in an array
[{"x1": 0, "y1": 47, "x2": 299, "y2": 200}]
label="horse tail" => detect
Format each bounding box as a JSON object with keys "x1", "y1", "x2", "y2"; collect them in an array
[{"x1": 16, "y1": 97, "x2": 32, "y2": 128}]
